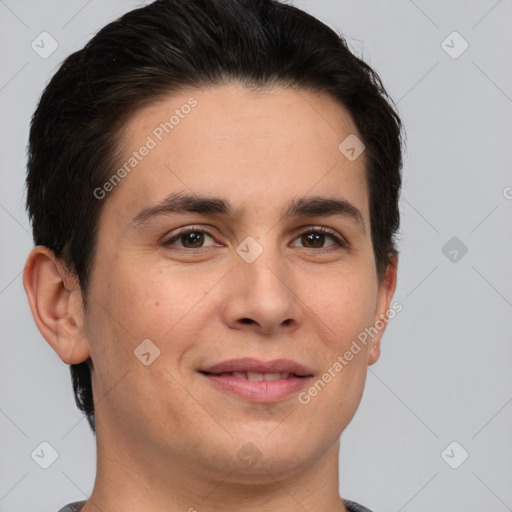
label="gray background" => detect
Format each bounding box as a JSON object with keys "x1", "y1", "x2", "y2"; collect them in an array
[{"x1": 1, "y1": 0, "x2": 511, "y2": 511}]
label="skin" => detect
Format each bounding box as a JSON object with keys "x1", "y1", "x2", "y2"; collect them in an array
[{"x1": 24, "y1": 83, "x2": 397, "y2": 512}]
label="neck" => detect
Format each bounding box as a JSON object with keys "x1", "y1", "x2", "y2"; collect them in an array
[{"x1": 82, "y1": 419, "x2": 348, "y2": 512}]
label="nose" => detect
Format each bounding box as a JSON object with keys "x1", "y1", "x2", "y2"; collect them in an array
[{"x1": 220, "y1": 243, "x2": 301, "y2": 336}]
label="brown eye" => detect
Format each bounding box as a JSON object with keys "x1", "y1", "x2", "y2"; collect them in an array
[
  {"x1": 180, "y1": 231, "x2": 205, "y2": 248},
  {"x1": 163, "y1": 229, "x2": 216, "y2": 249},
  {"x1": 301, "y1": 232, "x2": 326, "y2": 248},
  {"x1": 292, "y1": 228, "x2": 346, "y2": 250}
]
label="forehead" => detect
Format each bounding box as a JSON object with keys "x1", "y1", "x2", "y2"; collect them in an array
[{"x1": 102, "y1": 84, "x2": 369, "y2": 226}]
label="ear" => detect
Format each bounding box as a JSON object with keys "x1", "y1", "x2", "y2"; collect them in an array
[
  {"x1": 23, "y1": 246, "x2": 90, "y2": 364},
  {"x1": 368, "y1": 253, "x2": 398, "y2": 366}
]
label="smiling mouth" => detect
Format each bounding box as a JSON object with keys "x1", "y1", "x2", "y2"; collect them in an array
[
  {"x1": 201, "y1": 371, "x2": 304, "y2": 381},
  {"x1": 199, "y1": 370, "x2": 311, "y2": 402}
]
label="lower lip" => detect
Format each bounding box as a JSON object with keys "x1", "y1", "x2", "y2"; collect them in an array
[{"x1": 201, "y1": 373, "x2": 311, "y2": 402}]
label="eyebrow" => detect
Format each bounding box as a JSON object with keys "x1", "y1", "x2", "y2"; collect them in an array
[{"x1": 131, "y1": 192, "x2": 366, "y2": 234}]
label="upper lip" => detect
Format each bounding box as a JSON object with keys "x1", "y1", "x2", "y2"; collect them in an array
[{"x1": 199, "y1": 358, "x2": 313, "y2": 377}]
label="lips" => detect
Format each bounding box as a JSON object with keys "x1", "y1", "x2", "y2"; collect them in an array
[
  {"x1": 199, "y1": 358, "x2": 313, "y2": 402},
  {"x1": 200, "y1": 358, "x2": 312, "y2": 377},
  {"x1": 217, "y1": 371, "x2": 292, "y2": 381}
]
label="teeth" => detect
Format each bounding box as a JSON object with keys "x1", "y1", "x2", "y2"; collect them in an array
[
  {"x1": 241, "y1": 372, "x2": 287, "y2": 381},
  {"x1": 247, "y1": 372, "x2": 264, "y2": 382},
  {"x1": 263, "y1": 372, "x2": 281, "y2": 381},
  {"x1": 213, "y1": 371, "x2": 295, "y2": 381}
]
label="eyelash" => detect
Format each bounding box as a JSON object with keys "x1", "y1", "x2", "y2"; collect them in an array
[{"x1": 161, "y1": 226, "x2": 348, "y2": 251}]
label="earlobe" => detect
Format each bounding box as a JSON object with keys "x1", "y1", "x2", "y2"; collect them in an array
[
  {"x1": 368, "y1": 339, "x2": 381, "y2": 366},
  {"x1": 23, "y1": 246, "x2": 90, "y2": 365},
  {"x1": 368, "y1": 253, "x2": 399, "y2": 366}
]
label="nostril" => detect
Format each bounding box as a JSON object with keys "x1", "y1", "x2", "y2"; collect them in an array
[{"x1": 240, "y1": 318, "x2": 253, "y2": 324}]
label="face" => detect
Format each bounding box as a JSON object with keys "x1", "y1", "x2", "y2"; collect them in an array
[{"x1": 80, "y1": 84, "x2": 396, "y2": 481}]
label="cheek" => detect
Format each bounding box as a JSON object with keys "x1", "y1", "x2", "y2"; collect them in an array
[
  {"x1": 88, "y1": 257, "x2": 222, "y2": 377},
  {"x1": 82, "y1": 260, "x2": 173, "y2": 388},
  {"x1": 299, "y1": 277, "x2": 376, "y2": 434},
  {"x1": 305, "y1": 265, "x2": 379, "y2": 348},
  {"x1": 90, "y1": 257, "x2": 184, "y2": 336},
  {"x1": 83, "y1": 263, "x2": 196, "y2": 431}
]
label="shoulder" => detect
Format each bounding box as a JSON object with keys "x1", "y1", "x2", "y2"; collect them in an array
[
  {"x1": 57, "y1": 501, "x2": 86, "y2": 512},
  {"x1": 343, "y1": 498, "x2": 375, "y2": 512}
]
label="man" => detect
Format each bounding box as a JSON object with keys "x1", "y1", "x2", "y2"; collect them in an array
[{"x1": 23, "y1": 1, "x2": 403, "y2": 511}]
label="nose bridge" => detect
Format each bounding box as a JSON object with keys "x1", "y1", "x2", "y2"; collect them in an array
[
  {"x1": 229, "y1": 233, "x2": 299, "y2": 332},
  {"x1": 236, "y1": 233, "x2": 284, "y2": 289}
]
